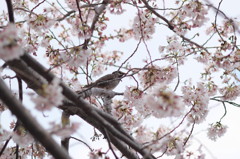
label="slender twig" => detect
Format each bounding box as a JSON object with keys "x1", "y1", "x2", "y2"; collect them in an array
[
  {"x1": 184, "y1": 120, "x2": 195, "y2": 146},
  {"x1": 29, "y1": 0, "x2": 46, "y2": 17},
  {"x1": 103, "y1": 128, "x2": 119, "y2": 159},
  {"x1": 213, "y1": 0, "x2": 225, "y2": 42},
  {"x1": 70, "y1": 136, "x2": 93, "y2": 151},
  {"x1": 119, "y1": 38, "x2": 142, "y2": 70},
  {"x1": 145, "y1": 106, "x2": 193, "y2": 149},
  {"x1": 0, "y1": 137, "x2": 11, "y2": 157},
  {"x1": 173, "y1": 60, "x2": 180, "y2": 92},
  {"x1": 220, "y1": 101, "x2": 227, "y2": 122},
  {"x1": 210, "y1": 97, "x2": 240, "y2": 107},
  {"x1": 141, "y1": 0, "x2": 174, "y2": 30}
]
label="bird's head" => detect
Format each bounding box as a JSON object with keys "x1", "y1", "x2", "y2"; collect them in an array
[{"x1": 112, "y1": 71, "x2": 125, "y2": 78}]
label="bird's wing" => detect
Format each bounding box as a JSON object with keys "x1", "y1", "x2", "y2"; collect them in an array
[{"x1": 84, "y1": 74, "x2": 113, "y2": 88}]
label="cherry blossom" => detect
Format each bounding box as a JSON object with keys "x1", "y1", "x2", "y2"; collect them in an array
[
  {"x1": 144, "y1": 84, "x2": 184, "y2": 118},
  {"x1": 12, "y1": 132, "x2": 34, "y2": 148},
  {"x1": 89, "y1": 149, "x2": 108, "y2": 159},
  {"x1": 132, "y1": 10, "x2": 157, "y2": 40},
  {"x1": 27, "y1": 14, "x2": 54, "y2": 32},
  {"x1": 134, "y1": 126, "x2": 153, "y2": 144},
  {"x1": 0, "y1": 24, "x2": 24, "y2": 61},
  {"x1": 159, "y1": 36, "x2": 186, "y2": 64},
  {"x1": 138, "y1": 65, "x2": 178, "y2": 87},
  {"x1": 109, "y1": 1, "x2": 125, "y2": 14},
  {"x1": 182, "y1": 82, "x2": 210, "y2": 123},
  {"x1": 173, "y1": 0, "x2": 209, "y2": 34},
  {"x1": 148, "y1": 127, "x2": 185, "y2": 156},
  {"x1": 112, "y1": 100, "x2": 143, "y2": 130},
  {"x1": 48, "y1": 122, "x2": 80, "y2": 138},
  {"x1": 219, "y1": 84, "x2": 240, "y2": 101},
  {"x1": 65, "y1": 0, "x2": 80, "y2": 11},
  {"x1": 31, "y1": 78, "x2": 63, "y2": 111},
  {"x1": 60, "y1": 47, "x2": 90, "y2": 68},
  {"x1": 207, "y1": 122, "x2": 228, "y2": 141}
]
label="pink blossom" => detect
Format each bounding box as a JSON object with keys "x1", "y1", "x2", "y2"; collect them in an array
[
  {"x1": 89, "y1": 149, "x2": 108, "y2": 159},
  {"x1": 195, "y1": 52, "x2": 211, "y2": 64},
  {"x1": 124, "y1": 87, "x2": 163, "y2": 117},
  {"x1": 144, "y1": 84, "x2": 184, "y2": 118},
  {"x1": 179, "y1": 1, "x2": 209, "y2": 28},
  {"x1": 134, "y1": 126, "x2": 153, "y2": 143},
  {"x1": 49, "y1": 122, "x2": 80, "y2": 138},
  {"x1": 68, "y1": 13, "x2": 94, "y2": 39},
  {"x1": 132, "y1": 10, "x2": 157, "y2": 40},
  {"x1": 12, "y1": 132, "x2": 34, "y2": 148},
  {"x1": 123, "y1": 86, "x2": 143, "y2": 105},
  {"x1": 109, "y1": 1, "x2": 125, "y2": 14},
  {"x1": 152, "y1": 133, "x2": 185, "y2": 156},
  {"x1": 0, "y1": 24, "x2": 24, "y2": 61},
  {"x1": 207, "y1": 122, "x2": 227, "y2": 141},
  {"x1": 65, "y1": 0, "x2": 80, "y2": 11},
  {"x1": 118, "y1": 29, "x2": 134, "y2": 42},
  {"x1": 182, "y1": 82, "x2": 210, "y2": 123},
  {"x1": 159, "y1": 36, "x2": 186, "y2": 64},
  {"x1": 112, "y1": 100, "x2": 143, "y2": 130},
  {"x1": 28, "y1": 14, "x2": 54, "y2": 32},
  {"x1": 166, "y1": 36, "x2": 184, "y2": 53},
  {"x1": 60, "y1": 48, "x2": 90, "y2": 67},
  {"x1": 31, "y1": 78, "x2": 63, "y2": 111},
  {"x1": 138, "y1": 65, "x2": 178, "y2": 87},
  {"x1": 91, "y1": 63, "x2": 105, "y2": 77},
  {"x1": 206, "y1": 82, "x2": 218, "y2": 96},
  {"x1": 219, "y1": 85, "x2": 240, "y2": 101}
]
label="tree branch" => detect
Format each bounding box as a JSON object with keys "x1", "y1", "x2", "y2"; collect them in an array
[
  {"x1": 0, "y1": 78, "x2": 71, "y2": 159},
  {"x1": 82, "y1": 0, "x2": 109, "y2": 49}
]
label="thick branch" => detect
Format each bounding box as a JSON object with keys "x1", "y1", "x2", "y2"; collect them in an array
[
  {"x1": 0, "y1": 78, "x2": 71, "y2": 159},
  {"x1": 82, "y1": 0, "x2": 109, "y2": 49}
]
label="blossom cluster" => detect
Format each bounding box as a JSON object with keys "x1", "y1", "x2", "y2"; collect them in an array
[
  {"x1": 112, "y1": 100, "x2": 143, "y2": 131},
  {"x1": 144, "y1": 84, "x2": 184, "y2": 118},
  {"x1": 0, "y1": 24, "x2": 24, "y2": 61},
  {"x1": 48, "y1": 121, "x2": 80, "y2": 138},
  {"x1": 31, "y1": 78, "x2": 63, "y2": 111},
  {"x1": 132, "y1": 10, "x2": 157, "y2": 40},
  {"x1": 138, "y1": 65, "x2": 178, "y2": 88},
  {"x1": 123, "y1": 84, "x2": 184, "y2": 120},
  {"x1": 159, "y1": 36, "x2": 186, "y2": 65},
  {"x1": 134, "y1": 126, "x2": 186, "y2": 157},
  {"x1": 219, "y1": 84, "x2": 240, "y2": 101},
  {"x1": 123, "y1": 86, "x2": 151, "y2": 117},
  {"x1": 172, "y1": 1, "x2": 209, "y2": 35},
  {"x1": 207, "y1": 122, "x2": 228, "y2": 141},
  {"x1": 59, "y1": 47, "x2": 91, "y2": 68},
  {"x1": 212, "y1": 51, "x2": 240, "y2": 72},
  {"x1": 109, "y1": 0, "x2": 125, "y2": 14},
  {"x1": 182, "y1": 82, "x2": 210, "y2": 123}
]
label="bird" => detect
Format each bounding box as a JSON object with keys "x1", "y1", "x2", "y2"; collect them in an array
[{"x1": 83, "y1": 70, "x2": 125, "y2": 90}]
